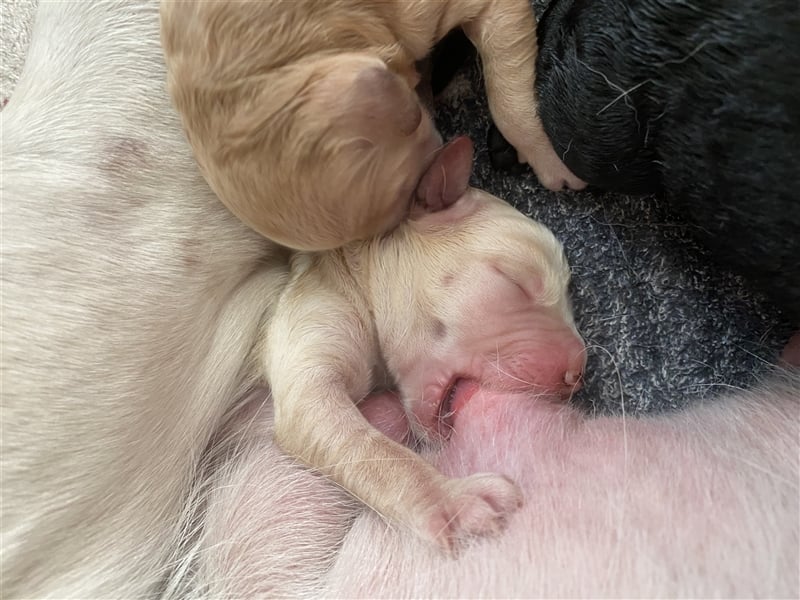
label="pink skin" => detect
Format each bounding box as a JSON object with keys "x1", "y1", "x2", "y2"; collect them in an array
[
  {"x1": 361, "y1": 278, "x2": 586, "y2": 441},
  {"x1": 412, "y1": 136, "x2": 475, "y2": 214},
  {"x1": 207, "y1": 372, "x2": 798, "y2": 599},
  {"x1": 400, "y1": 271, "x2": 586, "y2": 439},
  {"x1": 781, "y1": 332, "x2": 800, "y2": 368},
  {"x1": 357, "y1": 391, "x2": 410, "y2": 445},
  {"x1": 335, "y1": 380, "x2": 798, "y2": 599}
]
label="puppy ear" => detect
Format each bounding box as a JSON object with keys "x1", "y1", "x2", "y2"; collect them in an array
[
  {"x1": 414, "y1": 135, "x2": 474, "y2": 212},
  {"x1": 343, "y1": 61, "x2": 423, "y2": 137}
]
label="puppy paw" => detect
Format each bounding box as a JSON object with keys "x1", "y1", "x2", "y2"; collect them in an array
[
  {"x1": 425, "y1": 472, "x2": 523, "y2": 554},
  {"x1": 519, "y1": 143, "x2": 587, "y2": 192},
  {"x1": 487, "y1": 122, "x2": 586, "y2": 191}
]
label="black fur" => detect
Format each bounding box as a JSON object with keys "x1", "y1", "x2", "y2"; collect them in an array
[{"x1": 493, "y1": 0, "x2": 800, "y2": 323}]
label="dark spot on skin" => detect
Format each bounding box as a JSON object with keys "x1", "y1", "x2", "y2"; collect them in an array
[
  {"x1": 181, "y1": 238, "x2": 203, "y2": 269},
  {"x1": 440, "y1": 273, "x2": 454, "y2": 287},
  {"x1": 1, "y1": 98, "x2": 8, "y2": 109},
  {"x1": 432, "y1": 319, "x2": 447, "y2": 339},
  {"x1": 100, "y1": 137, "x2": 149, "y2": 178}
]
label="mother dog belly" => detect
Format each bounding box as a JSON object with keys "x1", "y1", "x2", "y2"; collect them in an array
[
  {"x1": 1, "y1": 2, "x2": 278, "y2": 597},
  {"x1": 191, "y1": 376, "x2": 799, "y2": 598}
]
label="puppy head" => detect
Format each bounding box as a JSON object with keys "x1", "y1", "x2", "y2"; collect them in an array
[
  {"x1": 360, "y1": 187, "x2": 585, "y2": 440},
  {"x1": 220, "y1": 53, "x2": 442, "y2": 251}
]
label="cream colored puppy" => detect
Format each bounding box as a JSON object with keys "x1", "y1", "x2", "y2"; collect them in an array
[
  {"x1": 263, "y1": 143, "x2": 586, "y2": 551},
  {"x1": 160, "y1": 0, "x2": 585, "y2": 251}
]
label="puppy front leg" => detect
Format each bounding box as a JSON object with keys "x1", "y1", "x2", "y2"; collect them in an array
[
  {"x1": 264, "y1": 267, "x2": 523, "y2": 553},
  {"x1": 463, "y1": 0, "x2": 585, "y2": 191}
]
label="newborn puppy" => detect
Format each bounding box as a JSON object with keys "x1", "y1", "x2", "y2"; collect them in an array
[
  {"x1": 263, "y1": 140, "x2": 585, "y2": 551},
  {"x1": 160, "y1": 0, "x2": 585, "y2": 251},
  {"x1": 492, "y1": 0, "x2": 800, "y2": 324}
]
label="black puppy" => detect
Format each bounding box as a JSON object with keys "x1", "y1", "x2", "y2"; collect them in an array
[{"x1": 491, "y1": 0, "x2": 800, "y2": 323}]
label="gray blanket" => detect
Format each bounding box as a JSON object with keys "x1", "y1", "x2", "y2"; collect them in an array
[
  {"x1": 3, "y1": 0, "x2": 790, "y2": 414},
  {"x1": 433, "y1": 0, "x2": 792, "y2": 413}
]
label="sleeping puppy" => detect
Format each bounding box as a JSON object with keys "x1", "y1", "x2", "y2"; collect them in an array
[
  {"x1": 263, "y1": 138, "x2": 586, "y2": 551},
  {"x1": 491, "y1": 0, "x2": 800, "y2": 324},
  {"x1": 159, "y1": 0, "x2": 585, "y2": 251}
]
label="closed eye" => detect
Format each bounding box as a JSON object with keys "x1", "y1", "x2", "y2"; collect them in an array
[{"x1": 490, "y1": 265, "x2": 534, "y2": 302}]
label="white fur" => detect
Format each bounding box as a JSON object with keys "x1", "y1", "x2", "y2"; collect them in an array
[{"x1": 2, "y1": 2, "x2": 280, "y2": 596}]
